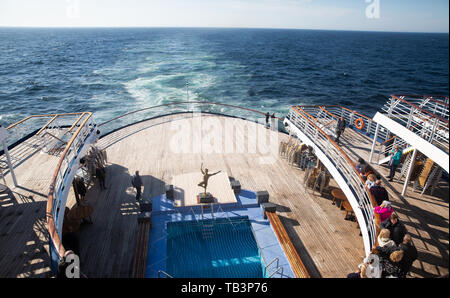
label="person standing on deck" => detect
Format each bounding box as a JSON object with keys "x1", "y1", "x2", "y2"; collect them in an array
[
  {"x1": 265, "y1": 112, "x2": 270, "y2": 128},
  {"x1": 270, "y1": 113, "x2": 276, "y2": 130},
  {"x1": 335, "y1": 116, "x2": 346, "y2": 144},
  {"x1": 387, "y1": 145, "x2": 403, "y2": 182},
  {"x1": 75, "y1": 177, "x2": 87, "y2": 202},
  {"x1": 132, "y1": 171, "x2": 143, "y2": 201},
  {"x1": 96, "y1": 165, "x2": 107, "y2": 190}
]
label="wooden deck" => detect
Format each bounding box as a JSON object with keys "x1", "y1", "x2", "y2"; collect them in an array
[
  {"x1": 0, "y1": 135, "x2": 58, "y2": 278},
  {"x1": 0, "y1": 112, "x2": 447, "y2": 278}
]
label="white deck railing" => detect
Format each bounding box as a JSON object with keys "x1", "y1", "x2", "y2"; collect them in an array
[
  {"x1": 381, "y1": 95, "x2": 449, "y2": 152},
  {"x1": 98, "y1": 101, "x2": 284, "y2": 137},
  {"x1": 46, "y1": 114, "x2": 97, "y2": 273},
  {"x1": 286, "y1": 106, "x2": 379, "y2": 256}
]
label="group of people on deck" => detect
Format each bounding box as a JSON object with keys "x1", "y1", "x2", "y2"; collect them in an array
[
  {"x1": 349, "y1": 149, "x2": 416, "y2": 278},
  {"x1": 334, "y1": 115, "x2": 404, "y2": 183},
  {"x1": 265, "y1": 112, "x2": 276, "y2": 129},
  {"x1": 348, "y1": 213, "x2": 417, "y2": 278}
]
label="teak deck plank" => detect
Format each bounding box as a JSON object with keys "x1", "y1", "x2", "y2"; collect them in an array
[{"x1": 0, "y1": 113, "x2": 447, "y2": 278}]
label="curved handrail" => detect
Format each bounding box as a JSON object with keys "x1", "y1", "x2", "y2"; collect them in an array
[
  {"x1": 299, "y1": 105, "x2": 373, "y2": 122},
  {"x1": 98, "y1": 101, "x2": 284, "y2": 128},
  {"x1": 6, "y1": 112, "x2": 86, "y2": 130},
  {"x1": 379, "y1": 113, "x2": 435, "y2": 146},
  {"x1": 46, "y1": 112, "x2": 94, "y2": 263},
  {"x1": 292, "y1": 107, "x2": 377, "y2": 203},
  {"x1": 390, "y1": 95, "x2": 449, "y2": 124},
  {"x1": 391, "y1": 94, "x2": 449, "y2": 107},
  {"x1": 290, "y1": 106, "x2": 380, "y2": 249}
]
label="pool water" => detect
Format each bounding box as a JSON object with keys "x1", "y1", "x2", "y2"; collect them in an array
[{"x1": 166, "y1": 216, "x2": 267, "y2": 278}]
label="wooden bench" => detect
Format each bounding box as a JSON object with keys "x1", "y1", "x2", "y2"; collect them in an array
[
  {"x1": 131, "y1": 220, "x2": 151, "y2": 278},
  {"x1": 266, "y1": 211, "x2": 310, "y2": 278}
]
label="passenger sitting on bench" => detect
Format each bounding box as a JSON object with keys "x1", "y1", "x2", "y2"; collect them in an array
[
  {"x1": 365, "y1": 174, "x2": 377, "y2": 189},
  {"x1": 370, "y1": 180, "x2": 389, "y2": 206}
]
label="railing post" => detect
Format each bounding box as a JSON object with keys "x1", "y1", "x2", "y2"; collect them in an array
[
  {"x1": 388, "y1": 97, "x2": 394, "y2": 118},
  {"x1": 429, "y1": 118, "x2": 439, "y2": 143},
  {"x1": 406, "y1": 106, "x2": 415, "y2": 130},
  {"x1": 402, "y1": 148, "x2": 417, "y2": 197},
  {"x1": 1, "y1": 139, "x2": 18, "y2": 187},
  {"x1": 369, "y1": 123, "x2": 380, "y2": 164}
]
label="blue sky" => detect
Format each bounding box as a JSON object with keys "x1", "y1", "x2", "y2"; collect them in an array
[{"x1": 0, "y1": 0, "x2": 448, "y2": 32}]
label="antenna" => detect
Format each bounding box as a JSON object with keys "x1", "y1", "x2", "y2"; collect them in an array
[{"x1": 186, "y1": 82, "x2": 189, "y2": 102}]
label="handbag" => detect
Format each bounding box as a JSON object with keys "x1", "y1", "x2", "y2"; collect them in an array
[{"x1": 388, "y1": 158, "x2": 394, "y2": 167}]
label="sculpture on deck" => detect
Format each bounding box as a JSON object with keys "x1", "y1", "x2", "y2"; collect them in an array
[{"x1": 197, "y1": 163, "x2": 221, "y2": 200}]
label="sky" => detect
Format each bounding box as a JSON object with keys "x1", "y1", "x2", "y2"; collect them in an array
[{"x1": 0, "y1": 0, "x2": 448, "y2": 33}]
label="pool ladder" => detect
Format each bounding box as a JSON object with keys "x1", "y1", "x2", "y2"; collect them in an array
[
  {"x1": 264, "y1": 258, "x2": 289, "y2": 278},
  {"x1": 158, "y1": 270, "x2": 173, "y2": 278},
  {"x1": 201, "y1": 205, "x2": 214, "y2": 239},
  {"x1": 198, "y1": 204, "x2": 236, "y2": 240}
]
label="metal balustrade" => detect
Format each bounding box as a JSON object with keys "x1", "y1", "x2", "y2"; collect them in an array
[
  {"x1": 97, "y1": 101, "x2": 286, "y2": 140},
  {"x1": 3, "y1": 112, "x2": 98, "y2": 274},
  {"x1": 3, "y1": 113, "x2": 89, "y2": 149},
  {"x1": 390, "y1": 94, "x2": 449, "y2": 120},
  {"x1": 45, "y1": 114, "x2": 97, "y2": 273},
  {"x1": 286, "y1": 106, "x2": 379, "y2": 256},
  {"x1": 381, "y1": 95, "x2": 449, "y2": 152},
  {"x1": 295, "y1": 105, "x2": 391, "y2": 144}
]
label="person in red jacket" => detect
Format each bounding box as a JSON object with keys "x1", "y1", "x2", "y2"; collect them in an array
[{"x1": 374, "y1": 201, "x2": 394, "y2": 222}]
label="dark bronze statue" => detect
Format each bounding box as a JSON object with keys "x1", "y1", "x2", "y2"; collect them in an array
[{"x1": 198, "y1": 163, "x2": 221, "y2": 195}]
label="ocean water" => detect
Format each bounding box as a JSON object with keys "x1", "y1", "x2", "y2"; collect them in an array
[{"x1": 0, "y1": 28, "x2": 448, "y2": 127}]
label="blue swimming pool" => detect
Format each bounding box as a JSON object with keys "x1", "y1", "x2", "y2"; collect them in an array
[{"x1": 166, "y1": 216, "x2": 267, "y2": 278}]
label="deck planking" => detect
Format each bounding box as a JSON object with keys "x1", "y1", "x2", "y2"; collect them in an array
[
  {"x1": 0, "y1": 112, "x2": 447, "y2": 278},
  {"x1": 82, "y1": 113, "x2": 366, "y2": 277}
]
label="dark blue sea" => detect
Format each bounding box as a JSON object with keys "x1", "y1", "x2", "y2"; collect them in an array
[{"x1": 0, "y1": 28, "x2": 448, "y2": 126}]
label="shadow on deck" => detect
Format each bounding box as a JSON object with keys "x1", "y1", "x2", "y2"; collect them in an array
[{"x1": 0, "y1": 189, "x2": 51, "y2": 278}]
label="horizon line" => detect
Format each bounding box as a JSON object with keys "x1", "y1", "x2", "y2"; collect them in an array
[{"x1": 0, "y1": 25, "x2": 448, "y2": 34}]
